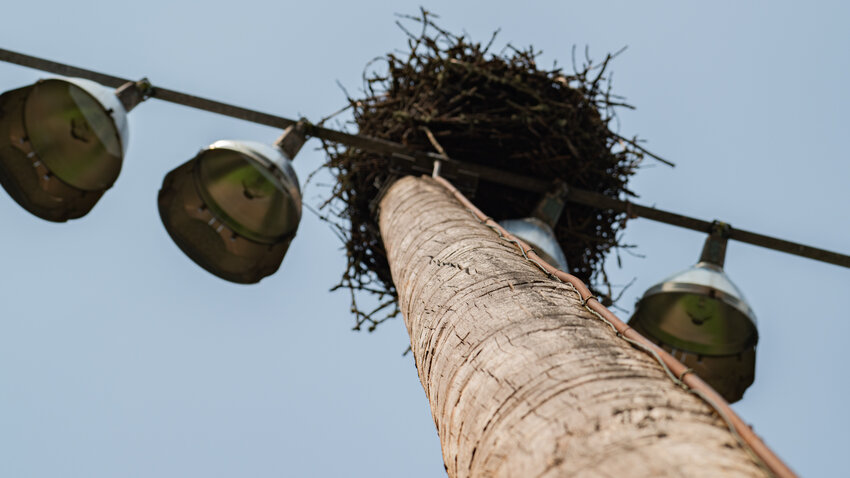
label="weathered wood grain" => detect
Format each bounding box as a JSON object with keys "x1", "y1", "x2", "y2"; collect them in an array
[{"x1": 380, "y1": 176, "x2": 768, "y2": 478}]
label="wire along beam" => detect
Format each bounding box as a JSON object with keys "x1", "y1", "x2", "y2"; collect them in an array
[{"x1": 1, "y1": 47, "x2": 847, "y2": 269}]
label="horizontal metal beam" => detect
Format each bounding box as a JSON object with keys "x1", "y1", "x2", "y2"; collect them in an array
[
  {"x1": 1, "y1": 47, "x2": 848, "y2": 269},
  {"x1": 728, "y1": 228, "x2": 850, "y2": 269},
  {"x1": 0, "y1": 48, "x2": 128, "y2": 88},
  {"x1": 565, "y1": 189, "x2": 850, "y2": 268}
]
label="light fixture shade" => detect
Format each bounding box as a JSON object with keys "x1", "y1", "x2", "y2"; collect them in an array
[
  {"x1": 500, "y1": 217, "x2": 568, "y2": 271},
  {"x1": 0, "y1": 77, "x2": 128, "y2": 221},
  {"x1": 629, "y1": 261, "x2": 758, "y2": 402},
  {"x1": 158, "y1": 140, "x2": 301, "y2": 284}
]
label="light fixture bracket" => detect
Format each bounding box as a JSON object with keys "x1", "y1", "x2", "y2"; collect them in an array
[
  {"x1": 275, "y1": 120, "x2": 308, "y2": 160},
  {"x1": 532, "y1": 182, "x2": 569, "y2": 228},
  {"x1": 115, "y1": 78, "x2": 152, "y2": 112},
  {"x1": 389, "y1": 152, "x2": 479, "y2": 197},
  {"x1": 700, "y1": 221, "x2": 730, "y2": 267}
]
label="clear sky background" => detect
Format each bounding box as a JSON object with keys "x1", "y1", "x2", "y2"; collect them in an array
[{"x1": 1, "y1": 1, "x2": 848, "y2": 477}]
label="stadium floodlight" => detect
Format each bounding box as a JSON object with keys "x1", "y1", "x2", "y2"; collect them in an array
[
  {"x1": 629, "y1": 222, "x2": 758, "y2": 403},
  {"x1": 158, "y1": 122, "x2": 305, "y2": 284},
  {"x1": 0, "y1": 77, "x2": 148, "y2": 221}
]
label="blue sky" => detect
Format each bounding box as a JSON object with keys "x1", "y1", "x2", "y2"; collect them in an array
[{"x1": 1, "y1": 2, "x2": 848, "y2": 476}]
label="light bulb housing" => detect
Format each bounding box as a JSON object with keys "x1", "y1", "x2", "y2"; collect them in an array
[
  {"x1": 500, "y1": 217, "x2": 569, "y2": 271},
  {"x1": 158, "y1": 139, "x2": 302, "y2": 284},
  {"x1": 0, "y1": 77, "x2": 128, "y2": 221},
  {"x1": 629, "y1": 234, "x2": 759, "y2": 403}
]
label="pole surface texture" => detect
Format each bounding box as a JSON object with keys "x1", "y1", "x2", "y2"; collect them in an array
[{"x1": 379, "y1": 176, "x2": 769, "y2": 478}]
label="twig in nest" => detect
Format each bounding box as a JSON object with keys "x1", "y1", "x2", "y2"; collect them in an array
[{"x1": 421, "y1": 125, "x2": 449, "y2": 158}]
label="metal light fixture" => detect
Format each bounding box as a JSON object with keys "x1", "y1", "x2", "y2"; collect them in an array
[
  {"x1": 158, "y1": 122, "x2": 306, "y2": 284},
  {"x1": 0, "y1": 76, "x2": 148, "y2": 221},
  {"x1": 501, "y1": 217, "x2": 568, "y2": 271},
  {"x1": 629, "y1": 222, "x2": 758, "y2": 403},
  {"x1": 500, "y1": 183, "x2": 569, "y2": 271}
]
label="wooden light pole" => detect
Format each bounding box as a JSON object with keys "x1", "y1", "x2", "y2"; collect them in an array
[{"x1": 379, "y1": 176, "x2": 774, "y2": 478}]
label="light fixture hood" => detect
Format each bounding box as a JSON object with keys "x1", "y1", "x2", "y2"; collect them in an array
[
  {"x1": 0, "y1": 77, "x2": 130, "y2": 221},
  {"x1": 628, "y1": 224, "x2": 758, "y2": 403},
  {"x1": 158, "y1": 126, "x2": 305, "y2": 284},
  {"x1": 500, "y1": 217, "x2": 569, "y2": 271},
  {"x1": 634, "y1": 261, "x2": 758, "y2": 355}
]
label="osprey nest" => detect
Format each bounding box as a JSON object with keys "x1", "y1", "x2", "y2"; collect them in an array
[{"x1": 319, "y1": 13, "x2": 665, "y2": 331}]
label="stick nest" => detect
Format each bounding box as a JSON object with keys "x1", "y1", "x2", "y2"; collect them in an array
[{"x1": 319, "y1": 12, "x2": 660, "y2": 331}]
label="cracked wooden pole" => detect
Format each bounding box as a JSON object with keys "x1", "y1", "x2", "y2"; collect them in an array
[{"x1": 379, "y1": 176, "x2": 769, "y2": 478}]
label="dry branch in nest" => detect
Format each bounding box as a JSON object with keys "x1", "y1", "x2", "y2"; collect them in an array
[{"x1": 319, "y1": 12, "x2": 663, "y2": 331}]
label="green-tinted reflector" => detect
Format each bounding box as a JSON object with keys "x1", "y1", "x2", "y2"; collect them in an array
[
  {"x1": 629, "y1": 262, "x2": 759, "y2": 402},
  {"x1": 158, "y1": 141, "x2": 301, "y2": 284},
  {"x1": 196, "y1": 148, "x2": 299, "y2": 244},
  {"x1": 24, "y1": 79, "x2": 123, "y2": 191}
]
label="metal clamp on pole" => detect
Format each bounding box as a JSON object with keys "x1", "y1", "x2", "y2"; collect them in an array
[
  {"x1": 432, "y1": 159, "x2": 442, "y2": 178},
  {"x1": 115, "y1": 78, "x2": 153, "y2": 112},
  {"x1": 388, "y1": 152, "x2": 479, "y2": 197}
]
